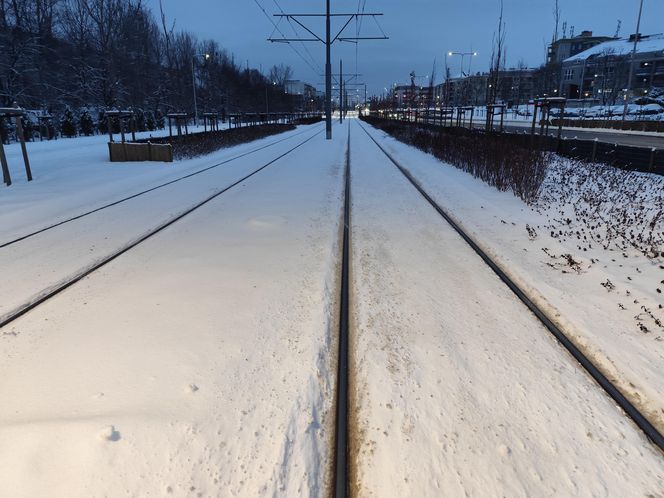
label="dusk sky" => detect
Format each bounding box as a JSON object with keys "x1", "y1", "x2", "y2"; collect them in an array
[{"x1": 147, "y1": 0, "x2": 664, "y2": 96}]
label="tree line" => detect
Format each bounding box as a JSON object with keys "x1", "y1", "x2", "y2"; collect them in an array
[{"x1": 0, "y1": 0, "x2": 298, "y2": 126}]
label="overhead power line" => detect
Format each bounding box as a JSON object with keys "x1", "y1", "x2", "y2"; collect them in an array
[{"x1": 251, "y1": 0, "x2": 320, "y2": 75}]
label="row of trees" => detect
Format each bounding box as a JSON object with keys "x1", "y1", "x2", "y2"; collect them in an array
[{"x1": 0, "y1": 0, "x2": 297, "y2": 115}]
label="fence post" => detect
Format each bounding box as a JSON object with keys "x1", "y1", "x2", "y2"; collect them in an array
[
  {"x1": 15, "y1": 115, "x2": 32, "y2": 181},
  {"x1": 107, "y1": 116, "x2": 113, "y2": 143},
  {"x1": 591, "y1": 138, "x2": 598, "y2": 162},
  {"x1": 649, "y1": 147, "x2": 656, "y2": 172},
  {"x1": 0, "y1": 139, "x2": 10, "y2": 186}
]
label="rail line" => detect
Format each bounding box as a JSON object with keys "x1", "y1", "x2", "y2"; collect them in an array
[
  {"x1": 0, "y1": 130, "x2": 322, "y2": 330},
  {"x1": 357, "y1": 119, "x2": 664, "y2": 453},
  {"x1": 333, "y1": 124, "x2": 351, "y2": 498},
  {"x1": 0, "y1": 124, "x2": 322, "y2": 249}
]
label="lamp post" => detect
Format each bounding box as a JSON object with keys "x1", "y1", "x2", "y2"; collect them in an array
[
  {"x1": 192, "y1": 52, "x2": 211, "y2": 126},
  {"x1": 623, "y1": 0, "x2": 645, "y2": 121},
  {"x1": 447, "y1": 51, "x2": 478, "y2": 77},
  {"x1": 448, "y1": 51, "x2": 478, "y2": 105}
]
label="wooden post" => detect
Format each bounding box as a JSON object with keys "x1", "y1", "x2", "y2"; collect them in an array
[
  {"x1": 15, "y1": 115, "x2": 32, "y2": 181},
  {"x1": 557, "y1": 103, "x2": 565, "y2": 141},
  {"x1": 592, "y1": 138, "x2": 598, "y2": 162},
  {"x1": 120, "y1": 118, "x2": 125, "y2": 143},
  {"x1": 649, "y1": 147, "x2": 656, "y2": 172},
  {"x1": 131, "y1": 116, "x2": 136, "y2": 142},
  {"x1": 470, "y1": 107, "x2": 474, "y2": 130},
  {"x1": 107, "y1": 116, "x2": 113, "y2": 143},
  {"x1": 530, "y1": 102, "x2": 538, "y2": 137},
  {"x1": 184, "y1": 118, "x2": 188, "y2": 135},
  {"x1": 0, "y1": 139, "x2": 10, "y2": 186},
  {"x1": 499, "y1": 107, "x2": 504, "y2": 133}
]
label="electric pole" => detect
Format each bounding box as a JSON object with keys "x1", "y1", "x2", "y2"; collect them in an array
[
  {"x1": 264, "y1": 5, "x2": 387, "y2": 140},
  {"x1": 326, "y1": 0, "x2": 332, "y2": 138},
  {"x1": 340, "y1": 59, "x2": 343, "y2": 123},
  {"x1": 623, "y1": 0, "x2": 645, "y2": 121}
]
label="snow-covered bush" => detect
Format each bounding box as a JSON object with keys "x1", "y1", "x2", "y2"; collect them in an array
[
  {"x1": 154, "y1": 108, "x2": 165, "y2": 130},
  {"x1": 20, "y1": 115, "x2": 34, "y2": 141},
  {"x1": 363, "y1": 116, "x2": 549, "y2": 204},
  {"x1": 60, "y1": 107, "x2": 77, "y2": 137},
  {"x1": 79, "y1": 110, "x2": 95, "y2": 136},
  {"x1": 134, "y1": 108, "x2": 146, "y2": 132},
  {"x1": 145, "y1": 110, "x2": 156, "y2": 131}
]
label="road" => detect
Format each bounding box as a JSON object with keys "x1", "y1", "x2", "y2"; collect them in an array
[{"x1": 419, "y1": 116, "x2": 664, "y2": 148}]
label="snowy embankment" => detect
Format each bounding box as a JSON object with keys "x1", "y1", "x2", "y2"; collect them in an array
[
  {"x1": 365, "y1": 123, "x2": 664, "y2": 434},
  {"x1": 0, "y1": 127, "x2": 345, "y2": 496},
  {"x1": 349, "y1": 121, "x2": 663, "y2": 496},
  {"x1": 0, "y1": 125, "x2": 321, "y2": 320}
]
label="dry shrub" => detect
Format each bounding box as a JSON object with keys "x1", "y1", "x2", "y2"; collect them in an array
[
  {"x1": 136, "y1": 124, "x2": 295, "y2": 159},
  {"x1": 362, "y1": 116, "x2": 549, "y2": 204}
]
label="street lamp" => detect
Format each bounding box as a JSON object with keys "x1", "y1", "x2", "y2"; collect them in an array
[
  {"x1": 448, "y1": 51, "x2": 478, "y2": 77},
  {"x1": 623, "y1": 0, "x2": 645, "y2": 121},
  {"x1": 192, "y1": 52, "x2": 211, "y2": 126}
]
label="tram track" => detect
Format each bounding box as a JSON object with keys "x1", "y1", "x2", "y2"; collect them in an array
[
  {"x1": 0, "y1": 129, "x2": 322, "y2": 330},
  {"x1": 0, "y1": 124, "x2": 321, "y2": 249},
  {"x1": 356, "y1": 119, "x2": 664, "y2": 454},
  {"x1": 333, "y1": 123, "x2": 351, "y2": 498}
]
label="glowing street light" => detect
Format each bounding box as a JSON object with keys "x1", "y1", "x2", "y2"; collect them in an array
[
  {"x1": 192, "y1": 53, "x2": 212, "y2": 125},
  {"x1": 448, "y1": 51, "x2": 478, "y2": 77}
]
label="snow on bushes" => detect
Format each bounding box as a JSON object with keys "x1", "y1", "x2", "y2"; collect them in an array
[
  {"x1": 363, "y1": 116, "x2": 548, "y2": 203},
  {"x1": 534, "y1": 158, "x2": 663, "y2": 260}
]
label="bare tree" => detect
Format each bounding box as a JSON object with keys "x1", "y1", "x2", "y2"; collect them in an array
[
  {"x1": 486, "y1": 0, "x2": 507, "y2": 106},
  {"x1": 268, "y1": 64, "x2": 293, "y2": 86}
]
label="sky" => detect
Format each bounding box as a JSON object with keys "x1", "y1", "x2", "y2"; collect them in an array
[{"x1": 146, "y1": 0, "x2": 664, "y2": 97}]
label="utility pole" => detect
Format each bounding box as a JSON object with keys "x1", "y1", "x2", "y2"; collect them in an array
[
  {"x1": 340, "y1": 59, "x2": 343, "y2": 123},
  {"x1": 192, "y1": 58, "x2": 198, "y2": 126},
  {"x1": 623, "y1": 0, "x2": 645, "y2": 122},
  {"x1": 265, "y1": 6, "x2": 387, "y2": 140},
  {"x1": 326, "y1": 0, "x2": 332, "y2": 138}
]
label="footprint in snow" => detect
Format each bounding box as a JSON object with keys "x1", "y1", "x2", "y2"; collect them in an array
[
  {"x1": 247, "y1": 215, "x2": 287, "y2": 230},
  {"x1": 98, "y1": 425, "x2": 121, "y2": 442}
]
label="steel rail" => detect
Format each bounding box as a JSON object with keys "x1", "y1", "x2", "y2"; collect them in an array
[
  {"x1": 333, "y1": 123, "x2": 352, "y2": 498},
  {"x1": 357, "y1": 120, "x2": 664, "y2": 453}
]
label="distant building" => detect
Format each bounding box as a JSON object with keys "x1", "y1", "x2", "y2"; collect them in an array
[
  {"x1": 390, "y1": 84, "x2": 434, "y2": 108},
  {"x1": 547, "y1": 30, "x2": 615, "y2": 65},
  {"x1": 284, "y1": 80, "x2": 317, "y2": 111},
  {"x1": 435, "y1": 67, "x2": 536, "y2": 107},
  {"x1": 560, "y1": 33, "x2": 664, "y2": 103}
]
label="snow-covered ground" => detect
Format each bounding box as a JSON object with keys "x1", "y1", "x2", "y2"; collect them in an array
[
  {"x1": 0, "y1": 123, "x2": 345, "y2": 497},
  {"x1": 364, "y1": 123, "x2": 664, "y2": 433},
  {"x1": 350, "y1": 120, "x2": 664, "y2": 496},
  {"x1": 0, "y1": 125, "x2": 322, "y2": 321},
  {"x1": 1, "y1": 117, "x2": 662, "y2": 496}
]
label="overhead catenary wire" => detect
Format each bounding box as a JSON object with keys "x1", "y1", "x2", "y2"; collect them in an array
[
  {"x1": 271, "y1": 0, "x2": 323, "y2": 75},
  {"x1": 251, "y1": 0, "x2": 320, "y2": 75}
]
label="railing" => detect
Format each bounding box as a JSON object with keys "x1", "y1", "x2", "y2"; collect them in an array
[{"x1": 366, "y1": 110, "x2": 664, "y2": 176}]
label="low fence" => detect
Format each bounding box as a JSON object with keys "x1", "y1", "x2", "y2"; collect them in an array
[
  {"x1": 108, "y1": 141, "x2": 173, "y2": 162},
  {"x1": 366, "y1": 112, "x2": 663, "y2": 176},
  {"x1": 552, "y1": 118, "x2": 664, "y2": 134},
  {"x1": 227, "y1": 112, "x2": 322, "y2": 128}
]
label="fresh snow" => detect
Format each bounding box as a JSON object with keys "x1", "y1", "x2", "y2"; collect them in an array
[
  {"x1": 0, "y1": 123, "x2": 344, "y2": 497},
  {"x1": 366, "y1": 124, "x2": 664, "y2": 434},
  {"x1": 0, "y1": 118, "x2": 662, "y2": 496},
  {"x1": 350, "y1": 120, "x2": 664, "y2": 496}
]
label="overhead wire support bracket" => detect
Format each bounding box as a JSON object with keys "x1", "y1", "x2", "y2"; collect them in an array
[{"x1": 258, "y1": 5, "x2": 387, "y2": 141}]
